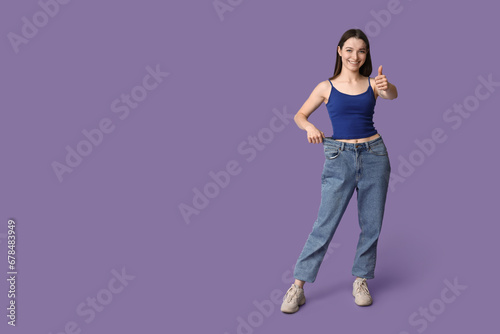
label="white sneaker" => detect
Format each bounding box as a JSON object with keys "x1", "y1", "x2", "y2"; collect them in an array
[
  {"x1": 281, "y1": 284, "x2": 306, "y2": 313},
  {"x1": 352, "y1": 277, "x2": 373, "y2": 306}
]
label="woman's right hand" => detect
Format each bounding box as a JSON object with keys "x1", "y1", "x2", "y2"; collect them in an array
[{"x1": 305, "y1": 125, "x2": 325, "y2": 144}]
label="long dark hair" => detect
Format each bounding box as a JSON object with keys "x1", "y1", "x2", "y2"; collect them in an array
[{"x1": 329, "y1": 29, "x2": 372, "y2": 80}]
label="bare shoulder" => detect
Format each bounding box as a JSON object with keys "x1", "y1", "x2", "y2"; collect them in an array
[
  {"x1": 369, "y1": 76, "x2": 378, "y2": 100},
  {"x1": 295, "y1": 80, "x2": 332, "y2": 119},
  {"x1": 314, "y1": 80, "x2": 332, "y2": 104}
]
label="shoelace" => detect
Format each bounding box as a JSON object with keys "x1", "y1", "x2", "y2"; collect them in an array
[
  {"x1": 284, "y1": 286, "x2": 298, "y2": 303},
  {"x1": 354, "y1": 279, "x2": 370, "y2": 295}
]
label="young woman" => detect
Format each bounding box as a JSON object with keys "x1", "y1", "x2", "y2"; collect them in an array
[{"x1": 281, "y1": 28, "x2": 398, "y2": 314}]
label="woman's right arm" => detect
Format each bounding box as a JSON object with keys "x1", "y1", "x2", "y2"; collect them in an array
[{"x1": 294, "y1": 81, "x2": 328, "y2": 144}]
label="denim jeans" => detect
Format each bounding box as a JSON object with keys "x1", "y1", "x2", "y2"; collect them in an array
[{"x1": 293, "y1": 134, "x2": 391, "y2": 282}]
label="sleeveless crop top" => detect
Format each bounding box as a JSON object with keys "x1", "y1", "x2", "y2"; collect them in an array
[{"x1": 326, "y1": 77, "x2": 378, "y2": 140}]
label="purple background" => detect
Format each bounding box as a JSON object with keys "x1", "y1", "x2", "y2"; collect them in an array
[{"x1": 1, "y1": 0, "x2": 498, "y2": 333}]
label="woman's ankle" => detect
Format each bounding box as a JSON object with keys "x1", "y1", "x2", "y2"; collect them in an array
[{"x1": 294, "y1": 279, "x2": 305, "y2": 288}]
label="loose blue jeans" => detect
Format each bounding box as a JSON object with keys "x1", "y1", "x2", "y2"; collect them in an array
[{"x1": 293, "y1": 134, "x2": 391, "y2": 282}]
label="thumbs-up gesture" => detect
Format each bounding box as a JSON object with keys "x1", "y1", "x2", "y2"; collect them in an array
[{"x1": 375, "y1": 65, "x2": 389, "y2": 92}]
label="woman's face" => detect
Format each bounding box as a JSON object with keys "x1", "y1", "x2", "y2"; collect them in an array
[{"x1": 337, "y1": 37, "x2": 368, "y2": 72}]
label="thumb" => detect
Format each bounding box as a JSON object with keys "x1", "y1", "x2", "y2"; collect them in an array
[{"x1": 378, "y1": 65, "x2": 383, "y2": 76}]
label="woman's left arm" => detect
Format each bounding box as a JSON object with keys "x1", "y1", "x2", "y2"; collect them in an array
[{"x1": 375, "y1": 65, "x2": 398, "y2": 100}]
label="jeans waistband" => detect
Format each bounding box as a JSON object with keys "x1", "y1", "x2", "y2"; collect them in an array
[{"x1": 323, "y1": 134, "x2": 384, "y2": 151}]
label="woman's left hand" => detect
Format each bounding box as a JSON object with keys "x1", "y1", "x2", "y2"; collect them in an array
[
  {"x1": 374, "y1": 65, "x2": 397, "y2": 99},
  {"x1": 375, "y1": 65, "x2": 389, "y2": 92}
]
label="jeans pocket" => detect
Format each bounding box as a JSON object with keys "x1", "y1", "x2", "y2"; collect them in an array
[
  {"x1": 324, "y1": 146, "x2": 341, "y2": 159},
  {"x1": 368, "y1": 142, "x2": 388, "y2": 156}
]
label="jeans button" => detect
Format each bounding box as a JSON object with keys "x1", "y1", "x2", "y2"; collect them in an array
[{"x1": 355, "y1": 145, "x2": 361, "y2": 148}]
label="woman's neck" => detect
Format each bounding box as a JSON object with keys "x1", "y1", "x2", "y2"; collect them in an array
[{"x1": 337, "y1": 70, "x2": 364, "y2": 82}]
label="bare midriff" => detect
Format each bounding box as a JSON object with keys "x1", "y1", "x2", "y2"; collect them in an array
[{"x1": 334, "y1": 133, "x2": 380, "y2": 144}]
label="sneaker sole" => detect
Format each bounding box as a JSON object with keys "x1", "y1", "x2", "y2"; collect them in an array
[
  {"x1": 281, "y1": 298, "x2": 306, "y2": 314},
  {"x1": 353, "y1": 292, "x2": 372, "y2": 306},
  {"x1": 354, "y1": 300, "x2": 373, "y2": 306}
]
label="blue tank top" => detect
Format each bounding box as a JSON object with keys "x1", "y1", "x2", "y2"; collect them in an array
[{"x1": 326, "y1": 77, "x2": 378, "y2": 139}]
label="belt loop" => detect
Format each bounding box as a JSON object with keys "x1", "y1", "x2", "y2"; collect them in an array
[
  {"x1": 341, "y1": 142, "x2": 345, "y2": 151},
  {"x1": 365, "y1": 141, "x2": 370, "y2": 150}
]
